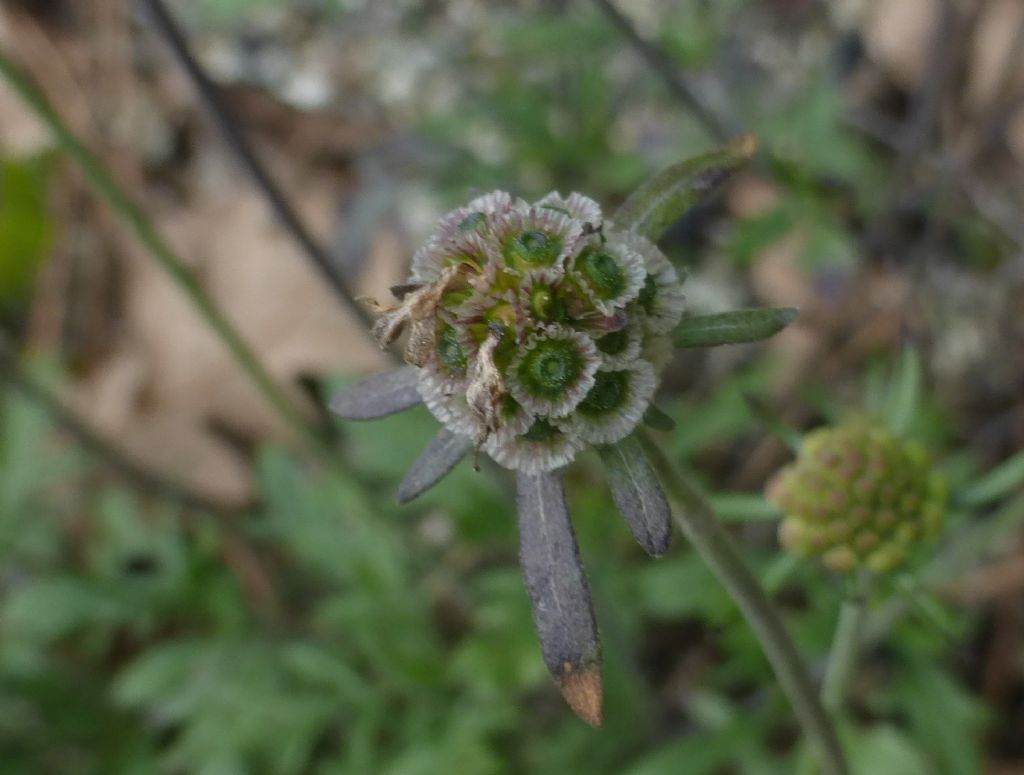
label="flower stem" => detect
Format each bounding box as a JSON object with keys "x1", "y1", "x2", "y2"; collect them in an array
[
  {"x1": 641, "y1": 434, "x2": 848, "y2": 775},
  {"x1": 0, "y1": 50, "x2": 322, "y2": 451},
  {"x1": 822, "y1": 576, "x2": 869, "y2": 716}
]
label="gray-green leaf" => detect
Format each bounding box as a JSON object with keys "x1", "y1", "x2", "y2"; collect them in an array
[
  {"x1": 884, "y1": 345, "x2": 922, "y2": 436},
  {"x1": 329, "y1": 367, "x2": 421, "y2": 420},
  {"x1": 614, "y1": 133, "x2": 758, "y2": 240},
  {"x1": 599, "y1": 436, "x2": 671, "y2": 556},
  {"x1": 961, "y1": 449, "x2": 1024, "y2": 508},
  {"x1": 516, "y1": 471, "x2": 602, "y2": 726},
  {"x1": 397, "y1": 429, "x2": 472, "y2": 504},
  {"x1": 672, "y1": 307, "x2": 798, "y2": 349}
]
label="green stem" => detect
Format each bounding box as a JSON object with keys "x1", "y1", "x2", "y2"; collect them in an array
[
  {"x1": 822, "y1": 577, "x2": 869, "y2": 716},
  {"x1": 642, "y1": 434, "x2": 848, "y2": 775},
  {"x1": 0, "y1": 50, "x2": 320, "y2": 450}
]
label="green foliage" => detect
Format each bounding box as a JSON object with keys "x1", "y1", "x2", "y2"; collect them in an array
[{"x1": 0, "y1": 362, "x2": 999, "y2": 773}]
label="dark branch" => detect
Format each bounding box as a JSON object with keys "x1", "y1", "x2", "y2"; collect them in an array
[
  {"x1": 135, "y1": 0, "x2": 378, "y2": 335},
  {"x1": 590, "y1": 0, "x2": 733, "y2": 143}
]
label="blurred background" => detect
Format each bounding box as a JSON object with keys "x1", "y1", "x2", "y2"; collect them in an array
[{"x1": 1, "y1": 0, "x2": 1023, "y2": 772}]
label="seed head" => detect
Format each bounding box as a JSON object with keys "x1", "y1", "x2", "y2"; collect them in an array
[{"x1": 367, "y1": 191, "x2": 686, "y2": 473}]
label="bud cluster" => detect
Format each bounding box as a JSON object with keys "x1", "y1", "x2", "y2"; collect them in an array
[
  {"x1": 767, "y1": 423, "x2": 947, "y2": 573},
  {"x1": 366, "y1": 191, "x2": 686, "y2": 473}
]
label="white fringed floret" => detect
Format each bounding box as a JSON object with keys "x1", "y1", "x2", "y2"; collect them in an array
[
  {"x1": 568, "y1": 234, "x2": 647, "y2": 316},
  {"x1": 483, "y1": 422, "x2": 585, "y2": 474},
  {"x1": 536, "y1": 191, "x2": 603, "y2": 228},
  {"x1": 558, "y1": 359, "x2": 658, "y2": 446},
  {"x1": 506, "y1": 324, "x2": 600, "y2": 418},
  {"x1": 612, "y1": 228, "x2": 687, "y2": 334}
]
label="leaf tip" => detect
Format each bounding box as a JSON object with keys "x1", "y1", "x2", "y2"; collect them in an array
[
  {"x1": 778, "y1": 306, "x2": 799, "y2": 325},
  {"x1": 327, "y1": 390, "x2": 354, "y2": 419},
  {"x1": 646, "y1": 534, "x2": 671, "y2": 558},
  {"x1": 556, "y1": 662, "x2": 604, "y2": 727}
]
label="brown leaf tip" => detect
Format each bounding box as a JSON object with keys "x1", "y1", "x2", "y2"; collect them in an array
[{"x1": 556, "y1": 662, "x2": 604, "y2": 728}]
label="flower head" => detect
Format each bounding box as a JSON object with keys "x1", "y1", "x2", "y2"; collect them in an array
[
  {"x1": 360, "y1": 191, "x2": 685, "y2": 473},
  {"x1": 330, "y1": 140, "x2": 784, "y2": 729},
  {"x1": 767, "y1": 422, "x2": 948, "y2": 574}
]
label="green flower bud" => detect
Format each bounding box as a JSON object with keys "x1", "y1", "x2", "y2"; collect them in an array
[{"x1": 767, "y1": 422, "x2": 948, "y2": 574}]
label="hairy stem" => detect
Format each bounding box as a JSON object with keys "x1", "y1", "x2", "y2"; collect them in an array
[
  {"x1": 0, "y1": 50, "x2": 322, "y2": 449},
  {"x1": 642, "y1": 434, "x2": 848, "y2": 775}
]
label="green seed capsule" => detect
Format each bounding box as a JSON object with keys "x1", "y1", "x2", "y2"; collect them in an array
[
  {"x1": 517, "y1": 340, "x2": 584, "y2": 399},
  {"x1": 503, "y1": 229, "x2": 562, "y2": 268},
  {"x1": 530, "y1": 285, "x2": 564, "y2": 321},
  {"x1": 522, "y1": 418, "x2": 560, "y2": 442},
  {"x1": 576, "y1": 249, "x2": 626, "y2": 300},
  {"x1": 637, "y1": 274, "x2": 658, "y2": 313},
  {"x1": 596, "y1": 327, "x2": 630, "y2": 356},
  {"x1": 578, "y1": 370, "x2": 628, "y2": 416}
]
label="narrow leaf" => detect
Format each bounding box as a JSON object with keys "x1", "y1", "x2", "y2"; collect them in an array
[
  {"x1": 397, "y1": 429, "x2": 472, "y2": 504},
  {"x1": 642, "y1": 404, "x2": 676, "y2": 432},
  {"x1": 961, "y1": 450, "x2": 1024, "y2": 508},
  {"x1": 672, "y1": 307, "x2": 798, "y2": 349},
  {"x1": 516, "y1": 471, "x2": 602, "y2": 727},
  {"x1": 884, "y1": 345, "x2": 922, "y2": 436},
  {"x1": 329, "y1": 367, "x2": 421, "y2": 420},
  {"x1": 614, "y1": 133, "x2": 758, "y2": 240},
  {"x1": 599, "y1": 436, "x2": 671, "y2": 556}
]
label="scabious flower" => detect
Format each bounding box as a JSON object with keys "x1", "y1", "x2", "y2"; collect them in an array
[
  {"x1": 331, "y1": 190, "x2": 684, "y2": 725},
  {"x1": 766, "y1": 422, "x2": 948, "y2": 574},
  {"x1": 326, "y1": 153, "x2": 799, "y2": 724},
  {"x1": 359, "y1": 191, "x2": 684, "y2": 474}
]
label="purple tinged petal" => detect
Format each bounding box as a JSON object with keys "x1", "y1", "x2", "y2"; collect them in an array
[
  {"x1": 329, "y1": 367, "x2": 421, "y2": 420},
  {"x1": 516, "y1": 471, "x2": 603, "y2": 727},
  {"x1": 397, "y1": 429, "x2": 472, "y2": 504},
  {"x1": 599, "y1": 436, "x2": 672, "y2": 557}
]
